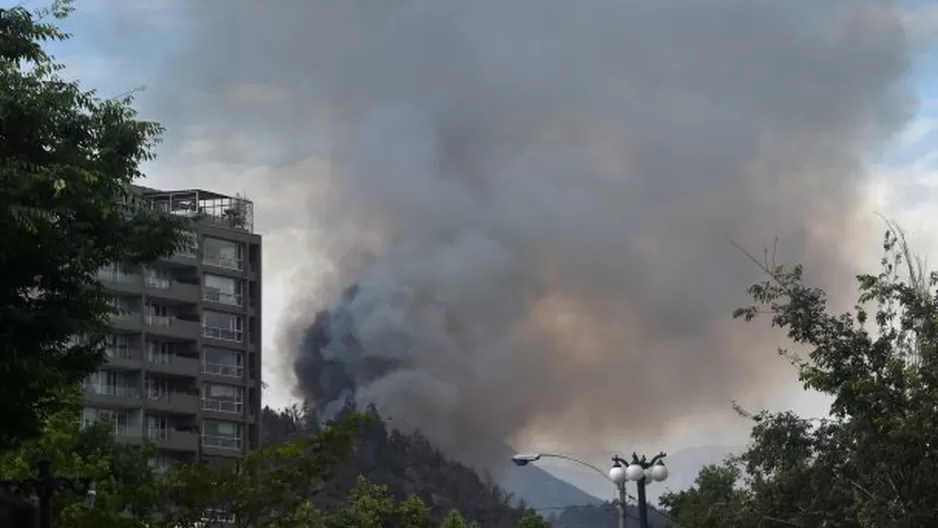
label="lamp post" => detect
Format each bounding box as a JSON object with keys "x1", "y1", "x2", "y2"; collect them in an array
[
  {"x1": 0, "y1": 456, "x2": 96, "y2": 528},
  {"x1": 609, "y1": 452, "x2": 668, "y2": 528},
  {"x1": 512, "y1": 451, "x2": 668, "y2": 528},
  {"x1": 512, "y1": 452, "x2": 627, "y2": 528}
]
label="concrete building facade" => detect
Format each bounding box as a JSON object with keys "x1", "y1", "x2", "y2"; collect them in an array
[{"x1": 82, "y1": 188, "x2": 262, "y2": 471}]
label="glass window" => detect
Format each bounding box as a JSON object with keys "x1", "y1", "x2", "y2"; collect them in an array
[
  {"x1": 203, "y1": 237, "x2": 243, "y2": 270},
  {"x1": 202, "y1": 383, "x2": 243, "y2": 413},
  {"x1": 202, "y1": 420, "x2": 242, "y2": 449},
  {"x1": 202, "y1": 346, "x2": 243, "y2": 377},
  {"x1": 202, "y1": 311, "x2": 243, "y2": 342},
  {"x1": 203, "y1": 274, "x2": 243, "y2": 306}
]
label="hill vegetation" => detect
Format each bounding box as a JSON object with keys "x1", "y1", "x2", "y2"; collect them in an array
[{"x1": 262, "y1": 404, "x2": 548, "y2": 527}]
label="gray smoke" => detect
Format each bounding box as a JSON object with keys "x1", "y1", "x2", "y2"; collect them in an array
[{"x1": 158, "y1": 0, "x2": 912, "y2": 466}]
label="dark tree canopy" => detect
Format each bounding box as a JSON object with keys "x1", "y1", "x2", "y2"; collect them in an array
[
  {"x1": 0, "y1": 1, "x2": 188, "y2": 450},
  {"x1": 662, "y1": 229, "x2": 938, "y2": 527}
]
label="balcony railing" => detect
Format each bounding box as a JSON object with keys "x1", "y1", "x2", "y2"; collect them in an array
[
  {"x1": 201, "y1": 398, "x2": 243, "y2": 414},
  {"x1": 106, "y1": 347, "x2": 139, "y2": 361},
  {"x1": 148, "y1": 427, "x2": 169, "y2": 441},
  {"x1": 145, "y1": 276, "x2": 171, "y2": 289},
  {"x1": 203, "y1": 288, "x2": 242, "y2": 306},
  {"x1": 202, "y1": 326, "x2": 243, "y2": 343},
  {"x1": 202, "y1": 435, "x2": 242, "y2": 450},
  {"x1": 111, "y1": 310, "x2": 139, "y2": 322},
  {"x1": 148, "y1": 350, "x2": 172, "y2": 364},
  {"x1": 201, "y1": 362, "x2": 243, "y2": 378},
  {"x1": 86, "y1": 383, "x2": 141, "y2": 398},
  {"x1": 97, "y1": 269, "x2": 138, "y2": 283},
  {"x1": 203, "y1": 254, "x2": 243, "y2": 271},
  {"x1": 145, "y1": 314, "x2": 174, "y2": 327},
  {"x1": 114, "y1": 424, "x2": 142, "y2": 438}
]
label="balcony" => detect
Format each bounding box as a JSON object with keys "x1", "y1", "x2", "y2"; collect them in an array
[
  {"x1": 202, "y1": 254, "x2": 243, "y2": 272},
  {"x1": 202, "y1": 326, "x2": 243, "y2": 344},
  {"x1": 145, "y1": 315, "x2": 200, "y2": 340},
  {"x1": 201, "y1": 362, "x2": 244, "y2": 379},
  {"x1": 104, "y1": 347, "x2": 141, "y2": 369},
  {"x1": 110, "y1": 311, "x2": 143, "y2": 332},
  {"x1": 144, "y1": 277, "x2": 199, "y2": 304},
  {"x1": 147, "y1": 428, "x2": 199, "y2": 452},
  {"x1": 202, "y1": 288, "x2": 243, "y2": 307},
  {"x1": 201, "y1": 434, "x2": 243, "y2": 452},
  {"x1": 147, "y1": 354, "x2": 199, "y2": 377},
  {"x1": 201, "y1": 398, "x2": 243, "y2": 416},
  {"x1": 145, "y1": 392, "x2": 199, "y2": 414},
  {"x1": 97, "y1": 269, "x2": 142, "y2": 294},
  {"x1": 84, "y1": 383, "x2": 141, "y2": 407}
]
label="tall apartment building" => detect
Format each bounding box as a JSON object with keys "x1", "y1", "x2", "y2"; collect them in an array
[{"x1": 82, "y1": 188, "x2": 262, "y2": 472}]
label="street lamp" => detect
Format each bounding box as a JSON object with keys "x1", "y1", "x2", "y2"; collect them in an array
[
  {"x1": 0, "y1": 456, "x2": 96, "y2": 528},
  {"x1": 512, "y1": 452, "x2": 636, "y2": 528},
  {"x1": 610, "y1": 452, "x2": 668, "y2": 528}
]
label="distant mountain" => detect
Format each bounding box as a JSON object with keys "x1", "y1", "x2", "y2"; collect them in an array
[
  {"x1": 498, "y1": 457, "x2": 603, "y2": 511},
  {"x1": 261, "y1": 405, "x2": 597, "y2": 527}
]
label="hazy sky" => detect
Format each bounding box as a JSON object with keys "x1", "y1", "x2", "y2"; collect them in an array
[{"x1": 41, "y1": 0, "x2": 938, "y2": 500}]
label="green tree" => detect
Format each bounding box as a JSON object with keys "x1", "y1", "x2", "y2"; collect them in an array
[
  {"x1": 664, "y1": 229, "x2": 938, "y2": 527},
  {"x1": 155, "y1": 412, "x2": 364, "y2": 528},
  {"x1": 518, "y1": 508, "x2": 551, "y2": 528},
  {"x1": 659, "y1": 464, "x2": 751, "y2": 527},
  {"x1": 321, "y1": 476, "x2": 435, "y2": 528},
  {"x1": 0, "y1": 0, "x2": 189, "y2": 450},
  {"x1": 0, "y1": 404, "x2": 161, "y2": 528},
  {"x1": 438, "y1": 509, "x2": 478, "y2": 528}
]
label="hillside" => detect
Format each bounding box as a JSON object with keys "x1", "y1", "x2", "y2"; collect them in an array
[{"x1": 261, "y1": 405, "x2": 598, "y2": 526}]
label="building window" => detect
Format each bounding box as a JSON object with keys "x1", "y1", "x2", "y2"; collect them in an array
[
  {"x1": 146, "y1": 341, "x2": 172, "y2": 364},
  {"x1": 201, "y1": 383, "x2": 243, "y2": 414},
  {"x1": 202, "y1": 420, "x2": 242, "y2": 450},
  {"x1": 202, "y1": 346, "x2": 243, "y2": 378},
  {"x1": 105, "y1": 335, "x2": 135, "y2": 360},
  {"x1": 144, "y1": 303, "x2": 173, "y2": 326},
  {"x1": 81, "y1": 407, "x2": 141, "y2": 437},
  {"x1": 146, "y1": 377, "x2": 171, "y2": 401},
  {"x1": 85, "y1": 371, "x2": 140, "y2": 398},
  {"x1": 144, "y1": 267, "x2": 172, "y2": 289},
  {"x1": 147, "y1": 415, "x2": 169, "y2": 440},
  {"x1": 203, "y1": 237, "x2": 243, "y2": 271},
  {"x1": 202, "y1": 310, "x2": 243, "y2": 342},
  {"x1": 108, "y1": 297, "x2": 136, "y2": 319},
  {"x1": 203, "y1": 274, "x2": 243, "y2": 306}
]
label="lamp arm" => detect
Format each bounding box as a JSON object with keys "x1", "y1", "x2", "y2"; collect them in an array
[{"x1": 540, "y1": 453, "x2": 615, "y2": 483}]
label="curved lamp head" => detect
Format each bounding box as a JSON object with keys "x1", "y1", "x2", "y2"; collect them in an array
[
  {"x1": 643, "y1": 468, "x2": 655, "y2": 485},
  {"x1": 651, "y1": 463, "x2": 669, "y2": 482},
  {"x1": 625, "y1": 463, "x2": 645, "y2": 482},
  {"x1": 609, "y1": 464, "x2": 627, "y2": 484},
  {"x1": 511, "y1": 453, "x2": 542, "y2": 467}
]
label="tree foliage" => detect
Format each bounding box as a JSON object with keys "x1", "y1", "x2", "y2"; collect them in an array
[
  {"x1": 0, "y1": 404, "x2": 161, "y2": 528},
  {"x1": 0, "y1": 0, "x2": 189, "y2": 450},
  {"x1": 262, "y1": 405, "x2": 550, "y2": 527},
  {"x1": 663, "y1": 229, "x2": 938, "y2": 527},
  {"x1": 153, "y1": 412, "x2": 364, "y2": 528},
  {"x1": 0, "y1": 407, "x2": 539, "y2": 528}
]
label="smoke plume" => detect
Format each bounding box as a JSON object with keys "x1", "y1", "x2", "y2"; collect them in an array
[{"x1": 163, "y1": 1, "x2": 912, "y2": 465}]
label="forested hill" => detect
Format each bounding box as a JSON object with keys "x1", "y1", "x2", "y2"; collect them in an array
[{"x1": 261, "y1": 405, "x2": 537, "y2": 527}]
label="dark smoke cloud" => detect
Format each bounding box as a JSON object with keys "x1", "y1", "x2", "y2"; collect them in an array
[{"x1": 156, "y1": 0, "x2": 912, "y2": 466}]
